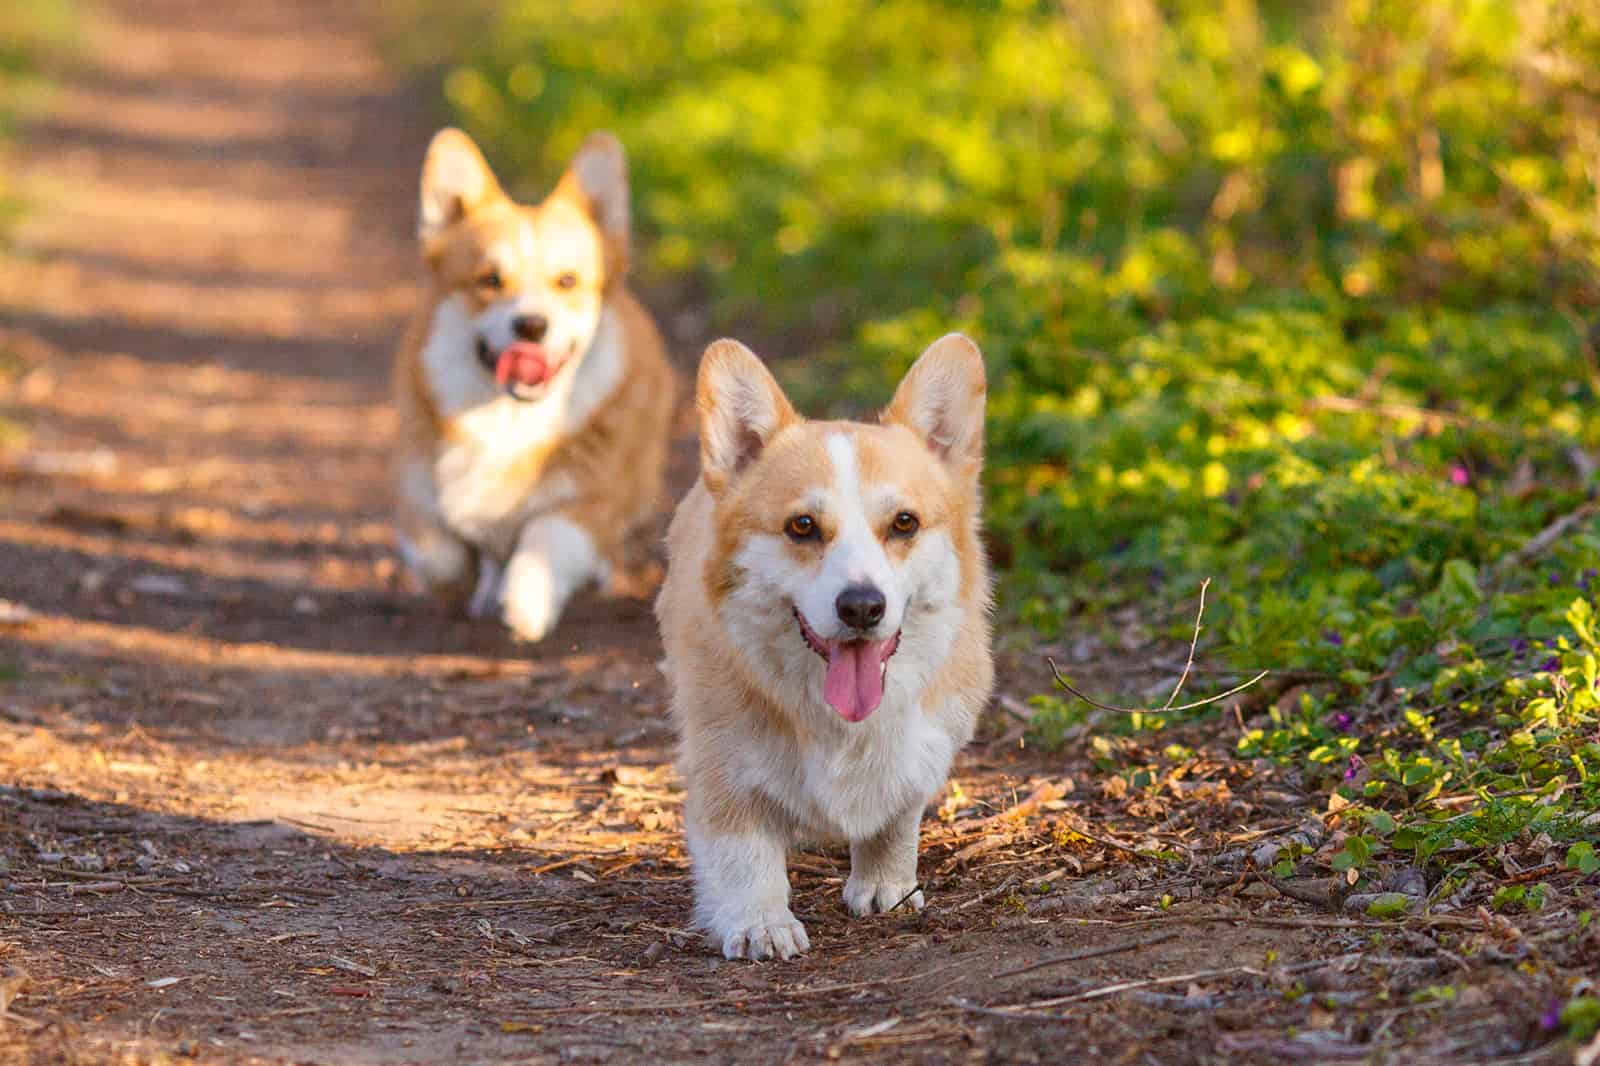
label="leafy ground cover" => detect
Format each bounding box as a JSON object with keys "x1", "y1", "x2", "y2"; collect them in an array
[{"x1": 398, "y1": 0, "x2": 1600, "y2": 1047}]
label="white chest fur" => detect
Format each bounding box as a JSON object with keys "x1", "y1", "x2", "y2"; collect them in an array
[
  {"x1": 733, "y1": 690, "x2": 959, "y2": 844},
  {"x1": 420, "y1": 296, "x2": 623, "y2": 556}
]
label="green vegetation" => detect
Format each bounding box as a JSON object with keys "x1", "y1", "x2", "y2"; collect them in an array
[
  {"x1": 0, "y1": 0, "x2": 76, "y2": 228},
  {"x1": 406, "y1": 2, "x2": 1600, "y2": 880},
  {"x1": 0, "y1": 1, "x2": 75, "y2": 443}
]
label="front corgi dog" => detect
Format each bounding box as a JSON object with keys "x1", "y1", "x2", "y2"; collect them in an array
[
  {"x1": 656, "y1": 334, "x2": 993, "y2": 959},
  {"x1": 393, "y1": 128, "x2": 675, "y2": 640}
]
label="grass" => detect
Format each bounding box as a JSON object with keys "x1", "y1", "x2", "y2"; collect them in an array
[
  {"x1": 0, "y1": 0, "x2": 76, "y2": 446},
  {"x1": 0, "y1": 1, "x2": 77, "y2": 221},
  {"x1": 399, "y1": 0, "x2": 1600, "y2": 997}
]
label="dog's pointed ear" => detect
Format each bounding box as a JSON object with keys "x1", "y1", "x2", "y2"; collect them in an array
[
  {"x1": 555, "y1": 131, "x2": 630, "y2": 275},
  {"x1": 884, "y1": 333, "x2": 987, "y2": 473},
  {"x1": 697, "y1": 339, "x2": 798, "y2": 494},
  {"x1": 419, "y1": 128, "x2": 504, "y2": 245}
]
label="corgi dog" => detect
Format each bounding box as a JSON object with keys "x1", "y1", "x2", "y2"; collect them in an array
[
  {"x1": 393, "y1": 128, "x2": 676, "y2": 640},
  {"x1": 656, "y1": 334, "x2": 993, "y2": 959}
]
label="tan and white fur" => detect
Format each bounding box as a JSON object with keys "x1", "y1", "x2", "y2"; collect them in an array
[
  {"x1": 656, "y1": 334, "x2": 993, "y2": 959},
  {"x1": 393, "y1": 128, "x2": 675, "y2": 640}
]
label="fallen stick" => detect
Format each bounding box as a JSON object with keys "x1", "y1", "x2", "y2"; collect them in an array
[
  {"x1": 1492, "y1": 499, "x2": 1598, "y2": 577},
  {"x1": 991, "y1": 930, "x2": 1178, "y2": 979},
  {"x1": 1046, "y1": 580, "x2": 1267, "y2": 716},
  {"x1": 979, "y1": 965, "x2": 1262, "y2": 1012}
]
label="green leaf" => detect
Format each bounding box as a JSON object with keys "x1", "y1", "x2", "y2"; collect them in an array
[
  {"x1": 1491, "y1": 884, "x2": 1526, "y2": 911},
  {"x1": 1567, "y1": 842, "x2": 1599, "y2": 876},
  {"x1": 1365, "y1": 893, "x2": 1413, "y2": 918},
  {"x1": 1439, "y1": 559, "x2": 1483, "y2": 606},
  {"x1": 1561, "y1": 996, "x2": 1600, "y2": 1041}
]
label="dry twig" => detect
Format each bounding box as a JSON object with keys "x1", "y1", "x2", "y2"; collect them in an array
[
  {"x1": 966, "y1": 965, "x2": 1261, "y2": 1014},
  {"x1": 1491, "y1": 499, "x2": 1598, "y2": 577},
  {"x1": 1046, "y1": 581, "x2": 1268, "y2": 716},
  {"x1": 991, "y1": 930, "x2": 1178, "y2": 979}
]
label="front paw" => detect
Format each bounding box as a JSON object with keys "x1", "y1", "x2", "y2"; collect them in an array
[
  {"x1": 503, "y1": 596, "x2": 557, "y2": 642},
  {"x1": 715, "y1": 909, "x2": 810, "y2": 961},
  {"x1": 843, "y1": 875, "x2": 924, "y2": 917}
]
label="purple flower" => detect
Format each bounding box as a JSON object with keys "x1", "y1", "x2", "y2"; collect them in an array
[
  {"x1": 1325, "y1": 712, "x2": 1355, "y2": 734},
  {"x1": 1344, "y1": 755, "x2": 1365, "y2": 781},
  {"x1": 1539, "y1": 656, "x2": 1561, "y2": 674},
  {"x1": 1323, "y1": 629, "x2": 1345, "y2": 647},
  {"x1": 1549, "y1": 571, "x2": 1563, "y2": 587},
  {"x1": 1539, "y1": 999, "x2": 1562, "y2": 1032},
  {"x1": 1509, "y1": 638, "x2": 1530, "y2": 660},
  {"x1": 1448, "y1": 464, "x2": 1471, "y2": 487},
  {"x1": 1580, "y1": 569, "x2": 1597, "y2": 592}
]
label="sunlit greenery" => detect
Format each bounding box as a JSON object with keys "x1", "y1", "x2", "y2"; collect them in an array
[
  {"x1": 0, "y1": 0, "x2": 76, "y2": 175},
  {"x1": 0, "y1": 0, "x2": 76, "y2": 433},
  {"x1": 404, "y1": 0, "x2": 1600, "y2": 872}
]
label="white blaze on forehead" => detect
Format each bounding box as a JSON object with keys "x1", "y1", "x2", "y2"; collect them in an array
[
  {"x1": 783, "y1": 433, "x2": 900, "y2": 639},
  {"x1": 529, "y1": 205, "x2": 604, "y2": 277},
  {"x1": 825, "y1": 434, "x2": 860, "y2": 511},
  {"x1": 472, "y1": 209, "x2": 605, "y2": 357}
]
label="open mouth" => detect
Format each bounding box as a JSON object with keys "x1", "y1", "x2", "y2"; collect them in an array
[
  {"x1": 793, "y1": 607, "x2": 900, "y2": 723},
  {"x1": 476, "y1": 338, "x2": 565, "y2": 402}
]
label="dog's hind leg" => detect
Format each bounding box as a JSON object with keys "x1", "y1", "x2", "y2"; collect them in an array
[
  {"x1": 396, "y1": 515, "x2": 478, "y2": 614},
  {"x1": 466, "y1": 555, "x2": 504, "y2": 619}
]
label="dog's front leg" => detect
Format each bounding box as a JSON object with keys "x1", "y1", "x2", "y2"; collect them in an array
[
  {"x1": 500, "y1": 514, "x2": 603, "y2": 642},
  {"x1": 686, "y1": 808, "x2": 808, "y2": 961},
  {"x1": 845, "y1": 804, "x2": 925, "y2": 916}
]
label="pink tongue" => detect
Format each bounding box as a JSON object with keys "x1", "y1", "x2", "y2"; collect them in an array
[
  {"x1": 495, "y1": 342, "x2": 551, "y2": 387},
  {"x1": 822, "y1": 639, "x2": 893, "y2": 722}
]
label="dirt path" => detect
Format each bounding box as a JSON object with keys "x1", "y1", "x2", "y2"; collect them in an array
[{"x1": 0, "y1": 3, "x2": 1577, "y2": 1065}]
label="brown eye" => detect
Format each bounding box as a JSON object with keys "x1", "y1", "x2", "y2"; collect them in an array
[
  {"x1": 890, "y1": 511, "x2": 919, "y2": 537},
  {"x1": 555, "y1": 271, "x2": 579, "y2": 290},
  {"x1": 475, "y1": 266, "x2": 504, "y2": 292},
  {"x1": 785, "y1": 514, "x2": 818, "y2": 541}
]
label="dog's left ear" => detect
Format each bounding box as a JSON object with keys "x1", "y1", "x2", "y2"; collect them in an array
[
  {"x1": 555, "y1": 131, "x2": 631, "y2": 277},
  {"x1": 884, "y1": 333, "x2": 987, "y2": 474}
]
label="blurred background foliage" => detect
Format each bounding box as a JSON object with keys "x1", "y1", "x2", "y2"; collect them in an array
[
  {"x1": 0, "y1": 0, "x2": 76, "y2": 232},
  {"x1": 396, "y1": 1, "x2": 1600, "y2": 848}
]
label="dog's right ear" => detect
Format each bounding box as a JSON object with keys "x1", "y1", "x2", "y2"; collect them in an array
[
  {"x1": 419, "y1": 128, "x2": 504, "y2": 244},
  {"x1": 697, "y1": 339, "x2": 797, "y2": 494}
]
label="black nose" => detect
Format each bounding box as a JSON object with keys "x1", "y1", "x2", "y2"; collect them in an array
[
  {"x1": 835, "y1": 584, "x2": 886, "y2": 631},
  {"x1": 512, "y1": 314, "x2": 548, "y2": 342}
]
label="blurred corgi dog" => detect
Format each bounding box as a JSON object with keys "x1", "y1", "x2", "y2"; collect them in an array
[
  {"x1": 656, "y1": 334, "x2": 993, "y2": 959},
  {"x1": 393, "y1": 128, "x2": 675, "y2": 640}
]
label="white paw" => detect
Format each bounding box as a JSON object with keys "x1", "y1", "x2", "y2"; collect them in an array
[
  {"x1": 503, "y1": 594, "x2": 557, "y2": 642},
  {"x1": 844, "y1": 875, "x2": 924, "y2": 917},
  {"x1": 717, "y1": 910, "x2": 810, "y2": 961}
]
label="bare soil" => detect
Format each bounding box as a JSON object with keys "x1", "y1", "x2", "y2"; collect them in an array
[{"x1": 0, "y1": 3, "x2": 1587, "y2": 1063}]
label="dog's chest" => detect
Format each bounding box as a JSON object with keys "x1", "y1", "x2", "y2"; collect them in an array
[
  {"x1": 417, "y1": 296, "x2": 623, "y2": 554},
  {"x1": 433, "y1": 400, "x2": 570, "y2": 551},
  {"x1": 777, "y1": 704, "x2": 957, "y2": 841}
]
